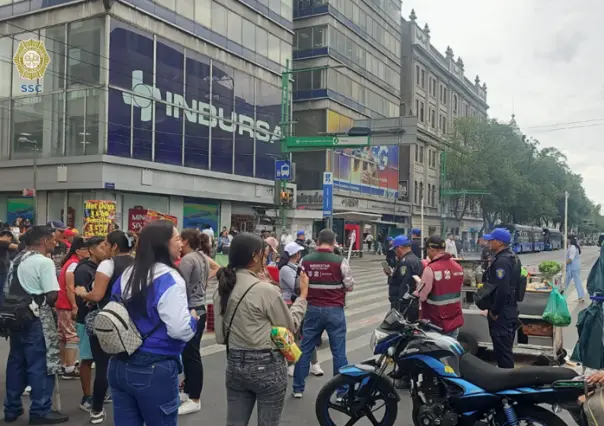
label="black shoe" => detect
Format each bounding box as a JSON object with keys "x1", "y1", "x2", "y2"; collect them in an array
[
  {"x1": 4, "y1": 409, "x2": 24, "y2": 423},
  {"x1": 28, "y1": 411, "x2": 69, "y2": 425}
]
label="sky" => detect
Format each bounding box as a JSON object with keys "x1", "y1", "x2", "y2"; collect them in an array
[{"x1": 402, "y1": 0, "x2": 604, "y2": 207}]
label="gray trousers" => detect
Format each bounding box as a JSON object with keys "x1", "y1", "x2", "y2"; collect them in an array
[{"x1": 226, "y1": 350, "x2": 287, "y2": 426}]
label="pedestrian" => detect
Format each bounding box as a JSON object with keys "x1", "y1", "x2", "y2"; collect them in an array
[
  {"x1": 56, "y1": 237, "x2": 89, "y2": 381},
  {"x1": 482, "y1": 228, "x2": 521, "y2": 369},
  {"x1": 214, "y1": 232, "x2": 308, "y2": 426},
  {"x1": 293, "y1": 229, "x2": 354, "y2": 399},
  {"x1": 566, "y1": 236, "x2": 584, "y2": 302},
  {"x1": 445, "y1": 234, "x2": 458, "y2": 258},
  {"x1": 0, "y1": 229, "x2": 19, "y2": 306},
  {"x1": 414, "y1": 236, "x2": 464, "y2": 339},
  {"x1": 47, "y1": 220, "x2": 69, "y2": 272},
  {"x1": 279, "y1": 242, "x2": 324, "y2": 378},
  {"x1": 384, "y1": 235, "x2": 423, "y2": 320},
  {"x1": 106, "y1": 220, "x2": 199, "y2": 426},
  {"x1": 364, "y1": 233, "x2": 373, "y2": 252},
  {"x1": 217, "y1": 229, "x2": 231, "y2": 255},
  {"x1": 178, "y1": 229, "x2": 220, "y2": 415},
  {"x1": 75, "y1": 230, "x2": 135, "y2": 423},
  {"x1": 73, "y1": 236, "x2": 107, "y2": 413},
  {"x1": 3, "y1": 225, "x2": 69, "y2": 424},
  {"x1": 455, "y1": 236, "x2": 463, "y2": 258},
  {"x1": 410, "y1": 228, "x2": 422, "y2": 259}
]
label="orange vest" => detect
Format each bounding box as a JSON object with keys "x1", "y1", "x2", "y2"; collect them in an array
[{"x1": 421, "y1": 253, "x2": 464, "y2": 333}]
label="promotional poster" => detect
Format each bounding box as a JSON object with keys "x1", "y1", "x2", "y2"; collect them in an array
[
  {"x1": 183, "y1": 198, "x2": 220, "y2": 231},
  {"x1": 333, "y1": 146, "x2": 400, "y2": 199}
]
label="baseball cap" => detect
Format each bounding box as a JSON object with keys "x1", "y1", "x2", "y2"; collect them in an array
[
  {"x1": 63, "y1": 228, "x2": 76, "y2": 237},
  {"x1": 284, "y1": 242, "x2": 305, "y2": 256},
  {"x1": 47, "y1": 220, "x2": 67, "y2": 231},
  {"x1": 392, "y1": 235, "x2": 411, "y2": 248},
  {"x1": 411, "y1": 228, "x2": 421, "y2": 236},
  {"x1": 426, "y1": 236, "x2": 446, "y2": 249},
  {"x1": 296, "y1": 230, "x2": 305, "y2": 237},
  {"x1": 483, "y1": 228, "x2": 511, "y2": 244},
  {"x1": 386, "y1": 236, "x2": 393, "y2": 242}
]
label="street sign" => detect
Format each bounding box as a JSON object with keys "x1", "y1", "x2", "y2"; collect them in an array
[
  {"x1": 22, "y1": 189, "x2": 36, "y2": 197},
  {"x1": 322, "y1": 172, "x2": 333, "y2": 217},
  {"x1": 275, "y1": 160, "x2": 291, "y2": 180},
  {"x1": 285, "y1": 136, "x2": 370, "y2": 150}
]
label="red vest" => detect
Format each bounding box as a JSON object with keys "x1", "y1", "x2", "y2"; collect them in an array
[
  {"x1": 420, "y1": 253, "x2": 464, "y2": 333},
  {"x1": 56, "y1": 255, "x2": 80, "y2": 310}
]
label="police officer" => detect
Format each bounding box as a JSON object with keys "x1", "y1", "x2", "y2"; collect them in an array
[
  {"x1": 385, "y1": 237, "x2": 396, "y2": 268},
  {"x1": 410, "y1": 228, "x2": 422, "y2": 259},
  {"x1": 483, "y1": 228, "x2": 520, "y2": 369},
  {"x1": 385, "y1": 235, "x2": 423, "y2": 321}
]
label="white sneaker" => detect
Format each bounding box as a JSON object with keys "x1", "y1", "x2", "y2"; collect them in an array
[
  {"x1": 179, "y1": 392, "x2": 189, "y2": 403},
  {"x1": 292, "y1": 392, "x2": 303, "y2": 399},
  {"x1": 287, "y1": 365, "x2": 295, "y2": 377},
  {"x1": 178, "y1": 399, "x2": 201, "y2": 415},
  {"x1": 310, "y1": 363, "x2": 324, "y2": 376}
]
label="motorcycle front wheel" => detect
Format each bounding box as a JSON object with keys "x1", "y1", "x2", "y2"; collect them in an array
[
  {"x1": 315, "y1": 374, "x2": 398, "y2": 426},
  {"x1": 495, "y1": 405, "x2": 568, "y2": 426}
]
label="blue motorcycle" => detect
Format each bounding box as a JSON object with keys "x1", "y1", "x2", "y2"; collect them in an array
[{"x1": 315, "y1": 308, "x2": 586, "y2": 426}]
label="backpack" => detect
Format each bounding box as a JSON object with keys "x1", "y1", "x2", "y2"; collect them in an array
[
  {"x1": 0, "y1": 253, "x2": 44, "y2": 337},
  {"x1": 93, "y1": 281, "x2": 159, "y2": 355}
]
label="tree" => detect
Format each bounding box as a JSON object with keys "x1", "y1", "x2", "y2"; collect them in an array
[{"x1": 443, "y1": 117, "x2": 604, "y2": 234}]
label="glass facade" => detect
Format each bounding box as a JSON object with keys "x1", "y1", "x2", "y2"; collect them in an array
[
  {"x1": 2, "y1": 17, "x2": 106, "y2": 159},
  {"x1": 0, "y1": 17, "x2": 287, "y2": 181}
]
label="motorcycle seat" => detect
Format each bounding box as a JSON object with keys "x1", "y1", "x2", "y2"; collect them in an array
[{"x1": 459, "y1": 353, "x2": 577, "y2": 393}]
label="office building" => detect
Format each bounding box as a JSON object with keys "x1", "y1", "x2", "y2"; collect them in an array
[
  {"x1": 292, "y1": 0, "x2": 405, "y2": 240},
  {"x1": 400, "y1": 10, "x2": 489, "y2": 239},
  {"x1": 0, "y1": 0, "x2": 293, "y2": 233}
]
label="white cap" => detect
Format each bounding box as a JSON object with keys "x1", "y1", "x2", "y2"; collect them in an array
[{"x1": 284, "y1": 242, "x2": 304, "y2": 256}]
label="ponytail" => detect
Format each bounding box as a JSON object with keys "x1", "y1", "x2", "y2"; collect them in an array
[
  {"x1": 277, "y1": 252, "x2": 290, "y2": 270},
  {"x1": 217, "y1": 265, "x2": 237, "y2": 315}
]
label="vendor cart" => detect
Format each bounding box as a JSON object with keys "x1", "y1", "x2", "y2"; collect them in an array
[{"x1": 456, "y1": 260, "x2": 565, "y2": 365}]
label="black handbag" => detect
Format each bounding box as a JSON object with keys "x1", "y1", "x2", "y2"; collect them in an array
[{"x1": 474, "y1": 281, "x2": 497, "y2": 311}]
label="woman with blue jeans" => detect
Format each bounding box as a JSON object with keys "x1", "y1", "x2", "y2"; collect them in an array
[
  {"x1": 566, "y1": 236, "x2": 584, "y2": 302},
  {"x1": 107, "y1": 220, "x2": 199, "y2": 426}
]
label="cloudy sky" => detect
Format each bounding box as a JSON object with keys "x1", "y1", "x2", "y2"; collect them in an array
[{"x1": 402, "y1": 0, "x2": 604, "y2": 207}]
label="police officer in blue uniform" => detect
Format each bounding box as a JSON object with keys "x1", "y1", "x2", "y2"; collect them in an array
[
  {"x1": 482, "y1": 228, "x2": 520, "y2": 368},
  {"x1": 386, "y1": 235, "x2": 423, "y2": 321},
  {"x1": 410, "y1": 228, "x2": 422, "y2": 259}
]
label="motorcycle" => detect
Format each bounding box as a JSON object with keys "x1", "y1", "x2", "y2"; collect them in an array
[{"x1": 315, "y1": 301, "x2": 587, "y2": 426}]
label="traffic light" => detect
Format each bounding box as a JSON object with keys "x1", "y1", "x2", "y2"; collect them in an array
[{"x1": 280, "y1": 190, "x2": 293, "y2": 206}]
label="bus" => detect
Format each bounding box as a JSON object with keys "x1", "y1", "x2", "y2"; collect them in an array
[
  {"x1": 495, "y1": 224, "x2": 545, "y2": 253},
  {"x1": 543, "y1": 228, "x2": 562, "y2": 251}
]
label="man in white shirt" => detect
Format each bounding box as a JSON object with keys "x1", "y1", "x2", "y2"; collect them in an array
[{"x1": 201, "y1": 225, "x2": 214, "y2": 246}]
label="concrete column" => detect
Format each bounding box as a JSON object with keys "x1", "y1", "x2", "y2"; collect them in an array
[{"x1": 220, "y1": 201, "x2": 232, "y2": 231}]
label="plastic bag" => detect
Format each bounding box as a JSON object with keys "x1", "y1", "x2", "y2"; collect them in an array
[{"x1": 542, "y1": 288, "x2": 571, "y2": 327}]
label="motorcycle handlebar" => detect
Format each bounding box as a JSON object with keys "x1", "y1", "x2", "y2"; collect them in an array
[{"x1": 418, "y1": 319, "x2": 443, "y2": 333}]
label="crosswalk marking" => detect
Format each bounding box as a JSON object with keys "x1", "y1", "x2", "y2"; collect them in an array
[{"x1": 200, "y1": 267, "x2": 390, "y2": 357}]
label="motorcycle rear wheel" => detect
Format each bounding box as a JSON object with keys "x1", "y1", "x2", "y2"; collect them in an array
[
  {"x1": 495, "y1": 405, "x2": 567, "y2": 426},
  {"x1": 315, "y1": 374, "x2": 398, "y2": 426}
]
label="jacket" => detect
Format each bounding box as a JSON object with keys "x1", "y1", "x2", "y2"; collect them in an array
[
  {"x1": 301, "y1": 248, "x2": 352, "y2": 307},
  {"x1": 56, "y1": 255, "x2": 80, "y2": 310},
  {"x1": 421, "y1": 254, "x2": 464, "y2": 333}
]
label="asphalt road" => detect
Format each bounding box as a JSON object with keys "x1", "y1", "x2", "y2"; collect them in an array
[{"x1": 0, "y1": 247, "x2": 599, "y2": 425}]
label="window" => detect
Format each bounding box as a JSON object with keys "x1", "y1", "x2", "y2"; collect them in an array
[
  {"x1": 66, "y1": 88, "x2": 103, "y2": 156},
  {"x1": 268, "y1": 33, "x2": 280, "y2": 63},
  {"x1": 431, "y1": 186, "x2": 436, "y2": 206},
  {"x1": 41, "y1": 26, "x2": 67, "y2": 92},
  {"x1": 256, "y1": 27, "x2": 268, "y2": 57},
  {"x1": 440, "y1": 115, "x2": 447, "y2": 133},
  {"x1": 242, "y1": 20, "x2": 256, "y2": 50},
  {"x1": 416, "y1": 65, "x2": 420, "y2": 85},
  {"x1": 297, "y1": 27, "x2": 312, "y2": 50},
  {"x1": 313, "y1": 26, "x2": 326, "y2": 48},
  {"x1": 227, "y1": 10, "x2": 242, "y2": 45},
  {"x1": 68, "y1": 18, "x2": 104, "y2": 87},
  {"x1": 419, "y1": 102, "x2": 424, "y2": 122},
  {"x1": 194, "y1": 0, "x2": 212, "y2": 28},
  {"x1": 414, "y1": 144, "x2": 419, "y2": 162},
  {"x1": 427, "y1": 184, "x2": 431, "y2": 205},
  {"x1": 453, "y1": 94, "x2": 458, "y2": 115},
  {"x1": 441, "y1": 86, "x2": 448, "y2": 105},
  {"x1": 414, "y1": 181, "x2": 418, "y2": 204},
  {"x1": 430, "y1": 109, "x2": 436, "y2": 129},
  {"x1": 419, "y1": 146, "x2": 424, "y2": 163},
  {"x1": 415, "y1": 99, "x2": 419, "y2": 116},
  {"x1": 421, "y1": 69, "x2": 425, "y2": 88},
  {"x1": 211, "y1": 2, "x2": 227, "y2": 35},
  {"x1": 464, "y1": 103, "x2": 469, "y2": 117},
  {"x1": 176, "y1": 0, "x2": 194, "y2": 16},
  {"x1": 419, "y1": 182, "x2": 424, "y2": 202}
]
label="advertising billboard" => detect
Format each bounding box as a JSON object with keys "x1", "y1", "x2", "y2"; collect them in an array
[
  {"x1": 333, "y1": 146, "x2": 399, "y2": 200},
  {"x1": 107, "y1": 20, "x2": 281, "y2": 180}
]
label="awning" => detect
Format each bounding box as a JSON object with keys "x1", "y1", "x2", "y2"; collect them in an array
[
  {"x1": 372, "y1": 219, "x2": 398, "y2": 225},
  {"x1": 333, "y1": 211, "x2": 381, "y2": 223}
]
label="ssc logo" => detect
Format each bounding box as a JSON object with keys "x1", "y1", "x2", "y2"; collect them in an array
[{"x1": 13, "y1": 39, "x2": 51, "y2": 81}]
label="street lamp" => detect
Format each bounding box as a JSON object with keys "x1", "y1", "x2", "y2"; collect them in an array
[{"x1": 18, "y1": 132, "x2": 38, "y2": 218}]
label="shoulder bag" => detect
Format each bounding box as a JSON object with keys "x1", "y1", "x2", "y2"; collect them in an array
[{"x1": 223, "y1": 281, "x2": 259, "y2": 354}]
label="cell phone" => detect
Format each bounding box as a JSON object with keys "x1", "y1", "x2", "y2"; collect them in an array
[{"x1": 381, "y1": 261, "x2": 391, "y2": 271}]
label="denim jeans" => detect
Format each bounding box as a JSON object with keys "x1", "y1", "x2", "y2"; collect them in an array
[
  {"x1": 293, "y1": 305, "x2": 348, "y2": 393},
  {"x1": 4, "y1": 319, "x2": 55, "y2": 420},
  {"x1": 226, "y1": 350, "x2": 287, "y2": 426},
  {"x1": 108, "y1": 354, "x2": 180, "y2": 426}
]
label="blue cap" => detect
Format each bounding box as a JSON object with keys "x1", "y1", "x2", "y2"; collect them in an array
[
  {"x1": 392, "y1": 235, "x2": 411, "y2": 248},
  {"x1": 47, "y1": 220, "x2": 67, "y2": 230},
  {"x1": 297, "y1": 230, "x2": 305, "y2": 237},
  {"x1": 411, "y1": 228, "x2": 421, "y2": 236},
  {"x1": 386, "y1": 237, "x2": 393, "y2": 242},
  {"x1": 483, "y1": 228, "x2": 511, "y2": 244}
]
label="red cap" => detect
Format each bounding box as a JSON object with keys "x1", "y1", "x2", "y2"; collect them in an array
[{"x1": 63, "y1": 228, "x2": 76, "y2": 237}]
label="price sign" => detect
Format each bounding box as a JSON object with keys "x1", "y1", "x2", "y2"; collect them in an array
[{"x1": 83, "y1": 200, "x2": 117, "y2": 238}]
